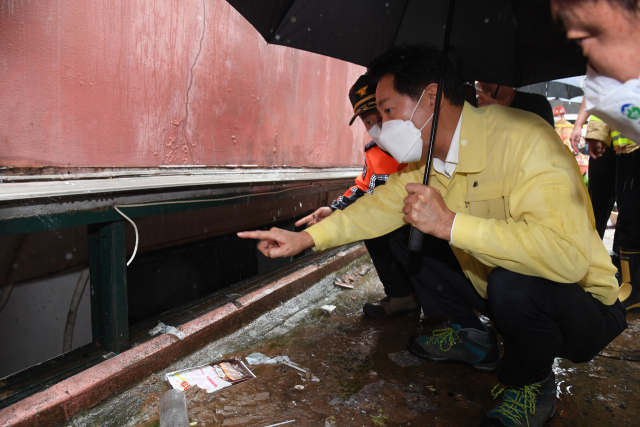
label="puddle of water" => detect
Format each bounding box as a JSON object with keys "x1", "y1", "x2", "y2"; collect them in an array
[
  {"x1": 58, "y1": 257, "x2": 640, "y2": 427},
  {"x1": 551, "y1": 311, "x2": 640, "y2": 426}
]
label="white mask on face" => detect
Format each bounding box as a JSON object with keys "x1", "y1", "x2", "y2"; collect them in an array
[
  {"x1": 585, "y1": 65, "x2": 640, "y2": 142},
  {"x1": 367, "y1": 90, "x2": 433, "y2": 163}
]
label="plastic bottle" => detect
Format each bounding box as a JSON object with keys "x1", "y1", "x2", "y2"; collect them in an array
[{"x1": 159, "y1": 389, "x2": 189, "y2": 427}]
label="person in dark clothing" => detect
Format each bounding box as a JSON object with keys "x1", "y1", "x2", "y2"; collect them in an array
[
  {"x1": 586, "y1": 115, "x2": 640, "y2": 310},
  {"x1": 476, "y1": 82, "x2": 555, "y2": 127},
  {"x1": 588, "y1": 144, "x2": 617, "y2": 238}
]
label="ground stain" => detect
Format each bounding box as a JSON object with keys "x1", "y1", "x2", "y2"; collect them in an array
[{"x1": 58, "y1": 256, "x2": 640, "y2": 426}]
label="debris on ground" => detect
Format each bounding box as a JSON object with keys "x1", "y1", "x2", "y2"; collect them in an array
[
  {"x1": 342, "y1": 274, "x2": 356, "y2": 284},
  {"x1": 358, "y1": 265, "x2": 372, "y2": 276},
  {"x1": 263, "y1": 421, "x2": 295, "y2": 427},
  {"x1": 149, "y1": 321, "x2": 186, "y2": 340},
  {"x1": 165, "y1": 360, "x2": 254, "y2": 393},
  {"x1": 388, "y1": 350, "x2": 424, "y2": 367},
  {"x1": 244, "y1": 352, "x2": 319, "y2": 382},
  {"x1": 334, "y1": 280, "x2": 354, "y2": 289},
  {"x1": 245, "y1": 353, "x2": 291, "y2": 366},
  {"x1": 62, "y1": 257, "x2": 640, "y2": 427},
  {"x1": 321, "y1": 305, "x2": 336, "y2": 315}
]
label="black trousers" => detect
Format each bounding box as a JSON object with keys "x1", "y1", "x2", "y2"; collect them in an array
[
  {"x1": 390, "y1": 229, "x2": 627, "y2": 387},
  {"x1": 615, "y1": 150, "x2": 640, "y2": 251},
  {"x1": 364, "y1": 229, "x2": 415, "y2": 298},
  {"x1": 588, "y1": 144, "x2": 617, "y2": 239}
]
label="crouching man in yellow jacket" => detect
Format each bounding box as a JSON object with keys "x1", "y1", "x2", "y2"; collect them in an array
[{"x1": 239, "y1": 45, "x2": 626, "y2": 427}]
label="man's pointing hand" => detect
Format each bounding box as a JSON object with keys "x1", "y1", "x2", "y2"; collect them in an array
[{"x1": 237, "y1": 228, "x2": 315, "y2": 258}]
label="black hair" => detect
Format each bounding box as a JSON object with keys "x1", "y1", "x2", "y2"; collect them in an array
[
  {"x1": 552, "y1": 0, "x2": 640, "y2": 14},
  {"x1": 366, "y1": 44, "x2": 465, "y2": 107}
]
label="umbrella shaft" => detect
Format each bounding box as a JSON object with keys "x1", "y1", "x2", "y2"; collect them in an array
[{"x1": 408, "y1": 0, "x2": 456, "y2": 252}]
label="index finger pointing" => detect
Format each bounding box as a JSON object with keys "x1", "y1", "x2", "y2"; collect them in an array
[{"x1": 237, "y1": 230, "x2": 272, "y2": 240}]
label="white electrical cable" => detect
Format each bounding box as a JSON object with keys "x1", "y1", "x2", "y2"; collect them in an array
[
  {"x1": 113, "y1": 206, "x2": 139, "y2": 266},
  {"x1": 113, "y1": 185, "x2": 315, "y2": 266}
]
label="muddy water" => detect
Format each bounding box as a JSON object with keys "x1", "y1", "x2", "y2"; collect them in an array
[{"x1": 59, "y1": 256, "x2": 640, "y2": 427}]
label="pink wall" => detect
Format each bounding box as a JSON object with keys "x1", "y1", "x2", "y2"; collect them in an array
[{"x1": 0, "y1": 0, "x2": 367, "y2": 168}]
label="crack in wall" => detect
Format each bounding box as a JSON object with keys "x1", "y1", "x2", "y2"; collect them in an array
[{"x1": 179, "y1": 0, "x2": 207, "y2": 164}]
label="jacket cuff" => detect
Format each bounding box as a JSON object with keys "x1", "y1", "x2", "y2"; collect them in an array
[
  {"x1": 450, "y1": 213, "x2": 482, "y2": 253},
  {"x1": 449, "y1": 213, "x2": 458, "y2": 245},
  {"x1": 586, "y1": 121, "x2": 612, "y2": 146},
  {"x1": 305, "y1": 223, "x2": 331, "y2": 251}
]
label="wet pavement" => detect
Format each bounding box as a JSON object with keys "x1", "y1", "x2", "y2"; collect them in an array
[{"x1": 58, "y1": 253, "x2": 640, "y2": 427}]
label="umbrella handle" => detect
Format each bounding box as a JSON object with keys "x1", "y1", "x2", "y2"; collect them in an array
[
  {"x1": 408, "y1": 226, "x2": 425, "y2": 252},
  {"x1": 407, "y1": 0, "x2": 456, "y2": 252}
]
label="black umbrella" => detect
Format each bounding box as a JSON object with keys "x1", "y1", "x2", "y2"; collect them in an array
[
  {"x1": 227, "y1": 0, "x2": 586, "y2": 250},
  {"x1": 226, "y1": 0, "x2": 586, "y2": 87},
  {"x1": 519, "y1": 79, "x2": 584, "y2": 100}
]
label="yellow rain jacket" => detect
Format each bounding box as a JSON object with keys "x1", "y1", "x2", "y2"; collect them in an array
[{"x1": 306, "y1": 103, "x2": 619, "y2": 305}]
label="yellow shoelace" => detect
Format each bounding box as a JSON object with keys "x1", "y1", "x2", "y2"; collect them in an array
[
  {"x1": 490, "y1": 383, "x2": 541, "y2": 426},
  {"x1": 425, "y1": 328, "x2": 460, "y2": 352}
]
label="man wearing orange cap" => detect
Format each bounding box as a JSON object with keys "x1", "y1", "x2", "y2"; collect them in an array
[
  {"x1": 553, "y1": 106, "x2": 575, "y2": 150},
  {"x1": 295, "y1": 74, "x2": 420, "y2": 319}
]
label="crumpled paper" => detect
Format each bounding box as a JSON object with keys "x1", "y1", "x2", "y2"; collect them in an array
[
  {"x1": 245, "y1": 352, "x2": 291, "y2": 365},
  {"x1": 149, "y1": 321, "x2": 185, "y2": 340}
]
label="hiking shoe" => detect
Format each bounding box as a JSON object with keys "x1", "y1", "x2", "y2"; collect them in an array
[
  {"x1": 407, "y1": 323, "x2": 500, "y2": 371},
  {"x1": 480, "y1": 372, "x2": 556, "y2": 426},
  {"x1": 363, "y1": 295, "x2": 420, "y2": 319}
]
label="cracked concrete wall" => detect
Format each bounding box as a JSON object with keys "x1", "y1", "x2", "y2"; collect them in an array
[{"x1": 0, "y1": 0, "x2": 368, "y2": 168}]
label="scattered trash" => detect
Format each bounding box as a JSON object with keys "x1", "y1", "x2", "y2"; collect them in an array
[
  {"x1": 245, "y1": 353, "x2": 291, "y2": 365},
  {"x1": 165, "y1": 359, "x2": 254, "y2": 393},
  {"x1": 321, "y1": 305, "x2": 336, "y2": 315},
  {"x1": 427, "y1": 385, "x2": 437, "y2": 392},
  {"x1": 283, "y1": 360, "x2": 312, "y2": 381},
  {"x1": 358, "y1": 265, "x2": 372, "y2": 276},
  {"x1": 294, "y1": 385, "x2": 304, "y2": 390},
  {"x1": 190, "y1": 423, "x2": 198, "y2": 426},
  {"x1": 334, "y1": 280, "x2": 354, "y2": 289},
  {"x1": 388, "y1": 350, "x2": 424, "y2": 367},
  {"x1": 342, "y1": 274, "x2": 356, "y2": 284},
  {"x1": 263, "y1": 421, "x2": 296, "y2": 427},
  {"x1": 350, "y1": 296, "x2": 357, "y2": 300},
  {"x1": 149, "y1": 321, "x2": 186, "y2": 340},
  {"x1": 245, "y1": 352, "x2": 320, "y2": 382}
]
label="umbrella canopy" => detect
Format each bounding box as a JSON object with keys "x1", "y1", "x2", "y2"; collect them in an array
[
  {"x1": 227, "y1": 0, "x2": 586, "y2": 87},
  {"x1": 519, "y1": 77, "x2": 585, "y2": 99}
]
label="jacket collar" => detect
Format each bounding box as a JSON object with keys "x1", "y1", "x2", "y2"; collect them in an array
[
  {"x1": 456, "y1": 102, "x2": 486, "y2": 173},
  {"x1": 427, "y1": 102, "x2": 486, "y2": 176}
]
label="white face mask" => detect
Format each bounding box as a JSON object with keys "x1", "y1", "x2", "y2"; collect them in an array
[
  {"x1": 368, "y1": 90, "x2": 433, "y2": 163},
  {"x1": 585, "y1": 65, "x2": 640, "y2": 142}
]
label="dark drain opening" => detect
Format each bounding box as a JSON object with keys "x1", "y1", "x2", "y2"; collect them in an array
[{"x1": 127, "y1": 217, "x2": 304, "y2": 326}]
